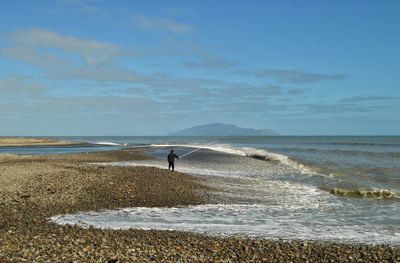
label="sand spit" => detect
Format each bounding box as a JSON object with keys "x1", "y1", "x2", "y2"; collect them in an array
[
  {"x1": 0, "y1": 149, "x2": 399, "y2": 262},
  {"x1": 0, "y1": 137, "x2": 81, "y2": 147}
]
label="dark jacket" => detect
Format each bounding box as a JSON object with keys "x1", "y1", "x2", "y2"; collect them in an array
[{"x1": 167, "y1": 153, "x2": 179, "y2": 163}]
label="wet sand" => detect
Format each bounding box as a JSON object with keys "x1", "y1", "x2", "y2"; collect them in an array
[{"x1": 0, "y1": 148, "x2": 399, "y2": 262}]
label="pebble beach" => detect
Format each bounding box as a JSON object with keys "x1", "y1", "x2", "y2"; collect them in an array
[{"x1": 0, "y1": 140, "x2": 399, "y2": 262}]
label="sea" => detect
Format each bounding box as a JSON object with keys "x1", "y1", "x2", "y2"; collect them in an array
[{"x1": 2, "y1": 136, "x2": 399, "y2": 244}]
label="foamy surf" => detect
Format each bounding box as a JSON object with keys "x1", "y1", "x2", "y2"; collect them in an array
[
  {"x1": 150, "y1": 144, "x2": 316, "y2": 175},
  {"x1": 327, "y1": 187, "x2": 400, "y2": 199},
  {"x1": 91, "y1": 161, "x2": 250, "y2": 178},
  {"x1": 91, "y1": 159, "x2": 325, "y2": 206},
  {"x1": 50, "y1": 204, "x2": 400, "y2": 244},
  {"x1": 92, "y1": 141, "x2": 128, "y2": 146}
]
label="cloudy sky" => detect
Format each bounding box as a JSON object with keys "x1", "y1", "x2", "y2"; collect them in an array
[{"x1": 0, "y1": 0, "x2": 399, "y2": 135}]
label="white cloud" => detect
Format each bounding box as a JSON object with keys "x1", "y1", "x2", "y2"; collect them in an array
[
  {"x1": 132, "y1": 15, "x2": 193, "y2": 35},
  {"x1": 340, "y1": 95, "x2": 400, "y2": 103},
  {"x1": 1, "y1": 28, "x2": 149, "y2": 84},
  {"x1": 215, "y1": 84, "x2": 282, "y2": 100},
  {"x1": 9, "y1": 28, "x2": 121, "y2": 66},
  {"x1": 258, "y1": 69, "x2": 345, "y2": 84},
  {"x1": 184, "y1": 54, "x2": 235, "y2": 69},
  {"x1": 0, "y1": 46, "x2": 69, "y2": 67},
  {"x1": 287, "y1": 88, "x2": 304, "y2": 95},
  {"x1": 0, "y1": 77, "x2": 48, "y2": 98},
  {"x1": 46, "y1": 67, "x2": 147, "y2": 83},
  {"x1": 0, "y1": 94, "x2": 164, "y2": 119},
  {"x1": 59, "y1": 0, "x2": 105, "y2": 14}
]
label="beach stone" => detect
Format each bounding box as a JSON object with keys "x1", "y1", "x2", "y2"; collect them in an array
[{"x1": 20, "y1": 193, "x2": 31, "y2": 199}]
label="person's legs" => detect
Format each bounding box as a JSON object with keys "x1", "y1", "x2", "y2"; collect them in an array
[
  {"x1": 168, "y1": 161, "x2": 172, "y2": 170},
  {"x1": 171, "y1": 162, "x2": 175, "y2": 171}
]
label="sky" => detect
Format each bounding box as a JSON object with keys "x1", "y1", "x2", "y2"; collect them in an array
[{"x1": 0, "y1": 0, "x2": 399, "y2": 136}]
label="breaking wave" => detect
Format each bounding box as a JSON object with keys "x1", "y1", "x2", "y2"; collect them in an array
[
  {"x1": 270, "y1": 147, "x2": 400, "y2": 157},
  {"x1": 326, "y1": 187, "x2": 399, "y2": 199},
  {"x1": 151, "y1": 144, "x2": 316, "y2": 175},
  {"x1": 92, "y1": 141, "x2": 128, "y2": 146}
]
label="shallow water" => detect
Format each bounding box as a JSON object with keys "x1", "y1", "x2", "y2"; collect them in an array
[{"x1": 52, "y1": 203, "x2": 400, "y2": 244}]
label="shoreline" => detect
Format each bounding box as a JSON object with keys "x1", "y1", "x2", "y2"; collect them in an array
[
  {"x1": 0, "y1": 149, "x2": 399, "y2": 262},
  {"x1": 0, "y1": 137, "x2": 83, "y2": 147}
]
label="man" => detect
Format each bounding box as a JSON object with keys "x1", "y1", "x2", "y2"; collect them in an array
[{"x1": 167, "y1": 150, "x2": 179, "y2": 171}]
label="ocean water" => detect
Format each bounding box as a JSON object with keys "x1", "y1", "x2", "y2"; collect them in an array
[{"x1": 2, "y1": 136, "x2": 399, "y2": 244}]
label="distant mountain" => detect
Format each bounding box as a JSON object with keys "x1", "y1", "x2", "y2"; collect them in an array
[{"x1": 169, "y1": 123, "x2": 279, "y2": 136}]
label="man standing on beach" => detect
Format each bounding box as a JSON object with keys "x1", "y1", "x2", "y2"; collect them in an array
[{"x1": 167, "y1": 150, "x2": 179, "y2": 171}]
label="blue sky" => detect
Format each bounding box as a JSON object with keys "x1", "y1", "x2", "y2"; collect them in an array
[{"x1": 0, "y1": 0, "x2": 399, "y2": 135}]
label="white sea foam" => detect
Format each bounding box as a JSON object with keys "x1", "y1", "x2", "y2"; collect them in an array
[
  {"x1": 92, "y1": 141, "x2": 127, "y2": 146},
  {"x1": 90, "y1": 158, "x2": 327, "y2": 207},
  {"x1": 91, "y1": 160, "x2": 252, "y2": 178},
  {"x1": 50, "y1": 204, "x2": 400, "y2": 244},
  {"x1": 90, "y1": 143, "x2": 318, "y2": 181},
  {"x1": 151, "y1": 143, "x2": 316, "y2": 174}
]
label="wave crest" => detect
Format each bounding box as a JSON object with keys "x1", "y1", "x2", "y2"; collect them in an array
[
  {"x1": 92, "y1": 141, "x2": 127, "y2": 146},
  {"x1": 328, "y1": 187, "x2": 399, "y2": 199},
  {"x1": 151, "y1": 143, "x2": 315, "y2": 174}
]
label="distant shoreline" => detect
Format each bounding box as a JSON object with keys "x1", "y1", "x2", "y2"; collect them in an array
[{"x1": 0, "y1": 137, "x2": 82, "y2": 147}]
